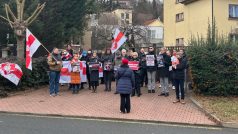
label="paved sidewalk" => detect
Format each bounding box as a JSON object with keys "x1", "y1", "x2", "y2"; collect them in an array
[{"x1": 0, "y1": 83, "x2": 216, "y2": 126}]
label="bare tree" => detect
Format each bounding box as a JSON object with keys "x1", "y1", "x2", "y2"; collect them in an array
[{"x1": 0, "y1": 0, "x2": 45, "y2": 59}]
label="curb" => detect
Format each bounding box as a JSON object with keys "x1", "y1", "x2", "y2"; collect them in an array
[
  {"x1": 0, "y1": 111, "x2": 221, "y2": 128},
  {"x1": 190, "y1": 97, "x2": 238, "y2": 129}
]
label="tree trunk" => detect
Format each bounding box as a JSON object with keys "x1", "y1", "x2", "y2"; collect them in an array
[{"x1": 16, "y1": 37, "x2": 25, "y2": 59}]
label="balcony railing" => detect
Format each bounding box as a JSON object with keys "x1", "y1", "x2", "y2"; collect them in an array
[{"x1": 179, "y1": 0, "x2": 198, "y2": 5}]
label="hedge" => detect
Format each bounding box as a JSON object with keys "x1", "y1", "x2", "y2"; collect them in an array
[{"x1": 187, "y1": 37, "x2": 238, "y2": 96}]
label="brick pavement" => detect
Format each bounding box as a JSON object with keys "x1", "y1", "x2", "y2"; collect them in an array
[{"x1": 0, "y1": 83, "x2": 216, "y2": 126}]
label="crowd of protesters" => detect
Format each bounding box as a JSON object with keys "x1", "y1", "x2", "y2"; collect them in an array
[{"x1": 47, "y1": 44, "x2": 188, "y2": 113}]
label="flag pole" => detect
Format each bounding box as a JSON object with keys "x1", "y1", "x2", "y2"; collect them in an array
[
  {"x1": 40, "y1": 44, "x2": 58, "y2": 61},
  {"x1": 41, "y1": 44, "x2": 51, "y2": 54}
]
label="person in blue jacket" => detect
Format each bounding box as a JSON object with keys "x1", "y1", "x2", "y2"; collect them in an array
[{"x1": 116, "y1": 58, "x2": 135, "y2": 113}]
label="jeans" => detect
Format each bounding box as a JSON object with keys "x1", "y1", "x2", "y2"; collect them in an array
[
  {"x1": 49, "y1": 71, "x2": 60, "y2": 95},
  {"x1": 160, "y1": 77, "x2": 169, "y2": 93},
  {"x1": 147, "y1": 71, "x2": 156, "y2": 90},
  {"x1": 120, "y1": 94, "x2": 131, "y2": 113},
  {"x1": 104, "y1": 71, "x2": 112, "y2": 91},
  {"x1": 174, "y1": 79, "x2": 185, "y2": 100}
]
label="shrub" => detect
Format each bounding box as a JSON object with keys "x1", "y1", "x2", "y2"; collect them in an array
[
  {"x1": 187, "y1": 22, "x2": 238, "y2": 96},
  {"x1": 0, "y1": 56, "x2": 49, "y2": 92}
]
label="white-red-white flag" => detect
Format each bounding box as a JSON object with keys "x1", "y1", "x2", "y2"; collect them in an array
[
  {"x1": 111, "y1": 28, "x2": 127, "y2": 54},
  {"x1": 99, "y1": 63, "x2": 103, "y2": 78},
  {"x1": 59, "y1": 61, "x2": 72, "y2": 84},
  {"x1": 80, "y1": 61, "x2": 87, "y2": 82},
  {"x1": 0, "y1": 63, "x2": 23, "y2": 85},
  {"x1": 59, "y1": 61, "x2": 88, "y2": 83},
  {"x1": 26, "y1": 29, "x2": 41, "y2": 70}
]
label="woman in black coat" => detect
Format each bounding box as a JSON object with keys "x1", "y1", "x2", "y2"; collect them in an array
[
  {"x1": 89, "y1": 52, "x2": 100, "y2": 93},
  {"x1": 130, "y1": 52, "x2": 142, "y2": 97},
  {"x1": 116, "y1": 58, "x2": 135, "y2": 113},
  {"x1": 172, "y1": 52, "x2": 187, "y2": 104},
  {"x1": 102, "y1": 48, "x2": 114, "y2": 92}
]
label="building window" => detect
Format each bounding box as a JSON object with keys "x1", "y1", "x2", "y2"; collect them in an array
[
  {"x1": 230, "y1": 34, "x2": 238, "y2": 42},
  {"x1": 148, "y1": 30, "x2": 156, "y2": 39},
  {"x1": 229, "y1": 5, "x2": 238, "y2": 19},
  {"x1": 176, "y1": 13, "x2": 184, "y2": 22},
  {"x1": 126, "y1": 20, "x2": 130, "y2": 24},
  {"x1": 176, "y1": 38, "x2": 184, "y2": 46},
  {"x1": 176, "y1": 0, "x2": 184, "y2": 4},
  {"x1": 121, "y1": 13, "x2": 125, "y2": 19},
  {"x1": 126, "y1": 13, "x2": 129, "y2": 19}
]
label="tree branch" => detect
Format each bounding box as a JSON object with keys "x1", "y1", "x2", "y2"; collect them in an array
[
  {"x1": 26, "y1": 2, "x2": 45, "y2": 25},
  {"x1": 27, "y1": 3, "x2": 45, "y2": 25},
  {"x1": 4, "y1": 6, "x2": 13, "y2": 28},
  {"x1": 20, "y1": 0, "x2": 25, "y2": 21},
  {"x1": 5, "y1": 4, "x2": 17, "y2": 21},
  {"x1": 0, "y1": 15, "x2": 14, "y2": 25}
]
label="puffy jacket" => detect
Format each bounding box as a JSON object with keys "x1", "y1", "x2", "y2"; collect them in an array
[{"x1": 116, "y1": 65, "x2": 135, "y2": 94}]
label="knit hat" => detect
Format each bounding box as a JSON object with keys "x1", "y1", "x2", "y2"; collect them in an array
[{"x1": 122, "y1": 58, "x2": 129, "y2": 65}]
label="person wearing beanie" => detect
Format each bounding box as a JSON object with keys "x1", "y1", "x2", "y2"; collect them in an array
[{"x1": 116, "y1": 58, "x2": 135, "y2": 113}]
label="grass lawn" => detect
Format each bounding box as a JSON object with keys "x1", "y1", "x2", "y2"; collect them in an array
[{"x1": 194, "y1": 95, "x2": 238, "y2": 123}]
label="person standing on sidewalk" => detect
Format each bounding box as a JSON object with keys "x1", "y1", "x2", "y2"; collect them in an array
[
  {"x1": 114, "y1": 48, "x2": 128, "y2": 94},
  {"x1": 47, "y1": 48, "x2": 62, "y2": 97},
  {"x1": 70, "y1": 53, "x2": 81, "y2": 94},
  {"x1": 89, "y1": 52, "x2": 100, "y2": 93},
  {"x1": 130, "y1": 52, "x2": 142, "y2": 97},
  {"x1": 139, "y1": 48, "x2": 148, "y2": 87},
  {"x1": 116, "y1": 58, "x2": 135, "y2": 113},
  {"x1": 172, "y1": 52, "x2": 187, "y2": 104},
  {"x1": 102, "y1": 48, "x2": 114, "y2": 92},
  {"x1": 158, "y1": 48, "x2": 171, "y2": 97},
  {"x1": 146, "y1": 46, "x2": 158, "y2": 93}
]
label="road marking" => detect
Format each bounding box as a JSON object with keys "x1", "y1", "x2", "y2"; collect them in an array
[
  {"x1": 0, "y1": 121, "x2": 3, "y2": 123},
  {"x1": 2, "y1": 113, "x2": 222, "y2": 130}
]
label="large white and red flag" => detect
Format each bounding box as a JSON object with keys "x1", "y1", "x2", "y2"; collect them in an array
[
  {"x1": 59, "y1": 61, "x2": 87, "y2": 83},
  {"x1": 59, "y1": 61, "x2": 72, "y2": 84},
  {"x1": 26, "y1": 29, "x2": 41, "y2": 70},
  {"x1": 0, "y1": 63, "x2": 23, "y2": 85},
  {"x1": 111, "y1": 28, "x2": 127, "y2": 54},
  {"x1": 80, "y1": 61, "x2": 87, "y2": 82},
  {"x1": 99, "y1": 63, "x2": 103, "y2": 78}
]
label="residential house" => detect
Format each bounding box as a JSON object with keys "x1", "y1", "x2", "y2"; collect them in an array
[
  {"x1": 112, "y1": 9, "x2": 133, "y2": 26},
  {"x1": 144, "y1": 19, "x2": 164, "y2": 47},
  {"x1": 164, "y1": 0, "x2": 238, "y2": 46},
  {"x1": 112, "y1": 0, "x2": 133, "y2": 8}
]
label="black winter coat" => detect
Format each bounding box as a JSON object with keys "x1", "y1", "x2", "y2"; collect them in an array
[
  {"x1": 89, "y1": 57, "x2": 100, "y2": 82},
  {"x1": 173, "y1": 58, "x2": 186, "y2": 80},
  {"x1": 158, "y1": 53, "x2": 171, "y2": 78}
]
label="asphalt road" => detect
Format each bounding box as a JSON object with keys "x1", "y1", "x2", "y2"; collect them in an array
[{"x1": 0, "y1": 113, "x2": 237, "y2": 134}]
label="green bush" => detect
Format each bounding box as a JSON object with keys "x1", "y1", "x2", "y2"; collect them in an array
[
  {"x1": 0, "y1": 57, "x2": 49, "y2": 92},
  {"x1": 187, "y1": 22, "x2": 238, "y2": 96}
]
